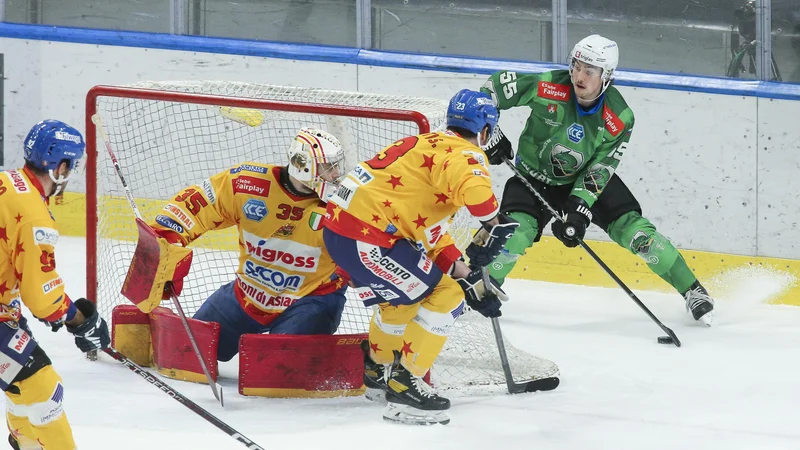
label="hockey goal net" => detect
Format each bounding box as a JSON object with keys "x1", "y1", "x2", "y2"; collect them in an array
[{"x1": 85, "y1": 81, "x2": 558, "y2": 391}]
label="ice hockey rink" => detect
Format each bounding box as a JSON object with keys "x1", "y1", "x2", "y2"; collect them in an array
[{"x1": 10, "y1": 237, "x2": 800, "y2": 450}]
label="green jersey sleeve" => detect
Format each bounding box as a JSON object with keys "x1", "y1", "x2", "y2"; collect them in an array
[
  {"x1": 482, "y1": 71, "x2": 547, "y2": 110},
  {"x1": 570, "y1": 113, "x2": 635, "y2": 206}
]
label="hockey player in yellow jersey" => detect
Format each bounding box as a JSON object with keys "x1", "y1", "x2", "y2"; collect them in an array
[
  {"x1": 323, "y1": 89, "x2": 519, "y2": 425},
  {"x1": 1, "y1": 120, "x2": 110, "y2": 450},
  {"x1": 148, "y1": 128, "x2": 350, "y2": 362}
]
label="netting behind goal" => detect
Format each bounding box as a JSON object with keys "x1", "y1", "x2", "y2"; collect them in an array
[{"x1": 85, "y1": 81, "x2": 558, "y2": 391}]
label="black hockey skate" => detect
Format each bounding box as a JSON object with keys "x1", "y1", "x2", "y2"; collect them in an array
[
  {"x1": 383, "y1": 351, "x2": 450, "y2": 425},
  {"x1": 684, "y1": 280, "x2": 714, "y2": 326},
  {"x1": 8, "y1": 433, "x2": 20, "y2": 450},
  {"x1": 361, "y1": 339, "x2": 388, "y2": 403}
]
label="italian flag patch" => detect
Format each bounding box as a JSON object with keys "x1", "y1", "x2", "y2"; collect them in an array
[{"x1": 309, "y1": 212, "x2": 324, "y2": 230}]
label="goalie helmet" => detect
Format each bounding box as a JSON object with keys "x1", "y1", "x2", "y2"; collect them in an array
[
  {"x1": 569, "y1": 34, "x2": 619, "y2": 95},
  {"x1": 287, "y1": 127, "x2": 346, "y2": 202},
  {"x1": 24, "y1": 120, "x2": 86, "y2": 195}
]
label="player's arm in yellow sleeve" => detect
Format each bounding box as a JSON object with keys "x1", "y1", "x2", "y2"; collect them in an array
[
  {"x1": 434, "y1": 147, "x2": 500, "y2": 222},
  {"x1": 150, "y1": 169, "x2": 237, "y2": 246},
  {"x1": 13, "y1": 222, "x2": 77, "y2": 325}
]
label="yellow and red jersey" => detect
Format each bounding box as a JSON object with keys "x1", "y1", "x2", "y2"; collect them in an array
[
  {"x1": 0, "y1": 167, "x2": 75, "y2": 324},
  {"x1": 151, "y1": 163, "x2": 346, "y2": 325},
  {"x1": 324, "y1": 130, "x2": 499, "y2": 273}
]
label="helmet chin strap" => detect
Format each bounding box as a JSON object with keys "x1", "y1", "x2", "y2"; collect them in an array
[{"x1": 48, "y1": 169, "x2": 70, "y2": 197}]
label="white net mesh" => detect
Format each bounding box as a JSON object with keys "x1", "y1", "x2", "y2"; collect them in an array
[{"x1": 88, "y1": 81, "x2": 558, "y2": 391}]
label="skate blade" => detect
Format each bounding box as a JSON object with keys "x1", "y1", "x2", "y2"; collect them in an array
[
  {"x1": 698, "y1": 311, "x2": 714, "y2": 327},
  {"x1": 382, "y1": 402, "x2": 450, "y2": 425},
  {"x1": 364, "y1": 387, "x2": 387, "y2": 404}
]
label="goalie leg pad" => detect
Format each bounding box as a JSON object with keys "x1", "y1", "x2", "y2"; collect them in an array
[
  {"x1": 150, "y1": 307, "x2": 220, "y2": 383},
  {"x1": 239, "y1": 333, "x2": 366, "y2": 398},
  {"x1": 111, "y1": 305, "x2": 151, "y2": 366}
]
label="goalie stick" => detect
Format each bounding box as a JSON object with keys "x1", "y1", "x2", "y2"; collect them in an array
[
  {"x1": 103, "y1": 347, "x2": 263, "y2": 449},
  {"x1": 92, "y1": 114, "x2": 226, "y2": 405},
  {"x1": 501, "y1": 157, "x2": 681, "y2": 347},
  {"x1": 480, "y1": 267, "x2": 560, "y2": 394}
]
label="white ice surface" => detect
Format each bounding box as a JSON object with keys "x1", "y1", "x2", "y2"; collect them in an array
[{"x1": 6, "y1": 237, "x2": 800, "y2": 450}]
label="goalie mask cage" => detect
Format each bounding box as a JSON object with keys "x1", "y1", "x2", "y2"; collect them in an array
[{"x1": 85, "y1": 81, "x2": 558, "y2": 392}]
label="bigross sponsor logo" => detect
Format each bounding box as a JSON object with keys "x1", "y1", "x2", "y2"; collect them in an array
[{"x1": 242, "y1": 231, "x2": 321, "y2": 272}]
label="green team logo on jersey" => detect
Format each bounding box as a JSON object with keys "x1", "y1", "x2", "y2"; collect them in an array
[
  {"x1": 583, "y1": 163, "x2": 613, "y2": 194},
  {"x1": 550, "y1": 144, "x2": 585, "y2": 178}
]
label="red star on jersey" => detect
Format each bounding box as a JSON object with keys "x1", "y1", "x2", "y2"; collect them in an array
[
  {"x1": 13, "y1": 269, "x2": 22, "y2": 282},
  {"x1": 382, "y1": 199, "x2": 392, "y2": 208},
  {"x1": 370, "y1": 341, "x2": 381, "y2": 354},
  {"x1": 213, "y1": 220, "x2": 225, "y2": 228},
  {"x1": 412, "y1": 214, "x2": 428, "y2": 229},
  {"x1": 392, "y1": 215, "x2": 400, "y2": 222},
  {"x1": 56, "y1": 300, "x2": 69, "y2": 316},
  {"x1": 386, "y1": 175, "x2": 404, "y2": 190},
  {"x1": 371, "y1": 214, "x2": 381, "y2": 224},
  {"x1": 0, "y1": 227, "x2": 7, "y2": 242},
  {"x1": 420, "y1": 154, "x2": 436, "y2": 171},
  {"x1": 442, "y1": 160, "x2": 451, "y2": 172},
  {"x1": 0, "y1": 282, "x2": 9, "y2": 296},
  {"x1": 445, "y1": 147, "x2": 453, "y2": 153},
  {"x1": 434, "y1": 192, "x2": 449, "y2": 204},
  {"x1": 15, "y1": 242, "x2": 24, "y2": 257},
  {"x1": 14, "y1": 213, "x2": 22, "y2": 224},
  {"x1": 401, "y1": 340, "x2": 414, "y2": 357}
]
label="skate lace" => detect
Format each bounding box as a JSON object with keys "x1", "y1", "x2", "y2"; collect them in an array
[
  {"x1": 685, "y1": 287, "x2": 714, "y2": 310},
  {"x1": 411, "y1": 376, "x2": 436, "y2": 398}
]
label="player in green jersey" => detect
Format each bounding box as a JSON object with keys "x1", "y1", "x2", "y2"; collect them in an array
[{"x1": 480, "y1": 34, "x2": 714, "y2": 326}]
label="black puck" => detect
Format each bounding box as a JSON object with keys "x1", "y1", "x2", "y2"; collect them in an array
[{"x1": 657, "y1": 336, "x2": 673, "y2": 344}]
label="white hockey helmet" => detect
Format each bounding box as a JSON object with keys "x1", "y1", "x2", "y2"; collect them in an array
[
  {"x1": 287, "y1": 127, "x2": 346, "y2": 202},
  {"x1": 569, "y1": 34, "x2": 619, "y2": 94}
]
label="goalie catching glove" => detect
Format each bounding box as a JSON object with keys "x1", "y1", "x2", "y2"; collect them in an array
[
  {"x1": 466, "y1": 213, "x2": 520, "y2": 268},
  {"x1": 66, "y1": 298, "x2": 111, "y2": 353},
  {"x1": 121, "y1": 218, "x2": 194, "y2": 313},
  {"x1": 456, "y1": 268, "x2": 508, "y2": 318}
]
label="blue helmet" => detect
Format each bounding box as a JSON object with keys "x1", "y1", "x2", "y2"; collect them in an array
[
  {"x1": 446, "y1": 89, "x2": 499, "y2": 135},
  {"x1": 24, "y1": 120, "x2": 86, "y2": 171}
]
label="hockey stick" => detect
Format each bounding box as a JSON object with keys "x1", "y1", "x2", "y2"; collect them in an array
[
  {"x1": 501, "y1": 157, "x2": 681, "y2": 347},
  {"x1": 103, "y1": 347, "x2": 262, "y2": 449},
  {"x1": 480, "y1": 267, "x2": 560, "y2": 394},
  {"x1": 92, "y1": 114, "x2": 226, "y2": 405}
]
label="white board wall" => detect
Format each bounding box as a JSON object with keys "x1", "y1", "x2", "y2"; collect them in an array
[{"x1": 0, "y1": 38, "x2": 796, "y2": 258}]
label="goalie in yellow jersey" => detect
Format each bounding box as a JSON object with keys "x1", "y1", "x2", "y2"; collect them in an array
[
  {"x1": 136, "y1": 128, "x2": 350, "y2": 362},
  {"x1": 322, "y1": 89, "x2": 519, "y2": 425}
]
